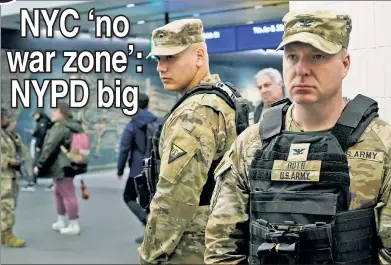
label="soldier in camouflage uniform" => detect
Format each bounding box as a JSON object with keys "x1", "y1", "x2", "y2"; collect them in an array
[
  {"x1": 204, "y1": 10, "x2": 391, "y2": 264},
  {"x1": 1, "y1": 108, "x2": 25, "y2": 247},
  {"x1": 6, "y1": 121, "x2": 34, "y2": 185},
  {"x1": 138, "y1": 19, "x2": 238, "y2": 264}
]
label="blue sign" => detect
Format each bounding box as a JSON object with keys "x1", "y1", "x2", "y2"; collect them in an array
[
  {"x1": 150, "y1": 21, "x2": 284, "y2": 55},
  {"x1": 236, "y1": 21, "x2": 284, "y2": 51},
  {"x1": 203, "y1": 27, "x2": 236, "y2": 54}
]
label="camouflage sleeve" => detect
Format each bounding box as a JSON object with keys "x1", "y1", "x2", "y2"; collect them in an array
[
  {"x1": 138, "y1": 106, "x2": 222, "y2": 264},
  {"x1": 9, "y1": 132, "x2": 23, "y2": 152},
  {"x1": 204, "y1": 134, "x2": 250, "y2": 264},
  {"x1": 1, "y1": 137, "x2": 11, "y2": 170},
  {"x1": 12, "y1": 133, "x2": 29, "y2": 158},
  {"x1": 377, "y1": 139, "x2": 391, "y2": 264}
]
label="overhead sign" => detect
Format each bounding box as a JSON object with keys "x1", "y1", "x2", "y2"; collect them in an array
[
  {"x1": 147, "y1": 20, "x2": 285, "y2": 57},
  {"x1": 203, "y1": 27, "x2": 236, "y2": 54},
  {"x1": 236, "y1": 21, "x2": 284, "y2": 51}
]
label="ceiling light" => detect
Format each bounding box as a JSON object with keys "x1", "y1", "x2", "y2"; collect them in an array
[
  {"x1": 255, "y1": 5, "x2": 263, "y2": 9},
  {"x1": 126, "y1": 3, "x2": 135, "y2": 7},
  {"x1": 137, "y1": 20, "x2": 145, "y2": 25},
  {"x1": 247, "y1": 21, "x2": 254, "y2": 24}
]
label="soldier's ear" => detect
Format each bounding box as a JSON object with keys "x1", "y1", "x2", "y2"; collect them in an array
[
  {"x1": 195, "y1": 48, "x2": 205, "y2": 67},
  {"x1": 342, "y1": 51, "x2": 350, "y2": 79}
]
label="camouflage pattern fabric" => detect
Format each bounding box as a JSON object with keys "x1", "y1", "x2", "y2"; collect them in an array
[
  {"x1": 204, "y1": 104, "x2": 391, "y2": 264},
  {"x1": 1, "y1": 128, "x2": 20, "y2": 232},
  {"x1": 8, "y1": 130, "x2": 34, "y2": 179},
  {"x1": 1, "y1": 128, "x2": 18, "y2": 179},
  {"x1": 277, "y1": 9, "x2": 352, "y2": 54},
  {"x1": 147, "y1": 19, "x2": 205, "y2": 59},
  {"x1": 138, "y1": 74, "x2": 237, "y2": 264},
  {"x1": 1, "y1": 178, "x2": 19, "y2": 232}
]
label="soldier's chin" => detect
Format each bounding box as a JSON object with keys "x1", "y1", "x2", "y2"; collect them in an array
[
  {"x1": 163, "y1": 84, "x2": 179, "y2": 92},
  {"x1": 292, "y1": 94, "x2": 317, "y2": 105}
]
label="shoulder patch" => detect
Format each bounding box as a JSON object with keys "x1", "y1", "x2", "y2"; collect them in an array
[{"x1": 168, "y1": 143, "x2": 187, "y2": 164}]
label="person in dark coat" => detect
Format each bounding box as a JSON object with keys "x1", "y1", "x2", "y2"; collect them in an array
[
  {"x1": 22, "y1": 109, "x2": 52, "y2": 191},
  {"x1": 117, "y1": 93, "x2": 158, "y2": 243}
]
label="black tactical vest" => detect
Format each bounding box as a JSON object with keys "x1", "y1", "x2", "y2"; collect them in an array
[
  {"x1": 248, "y1": 95, "x2": 380, "y2": 265},
  {"x1": 151, "y1": 82, "x2": 253, "y2": 205}
]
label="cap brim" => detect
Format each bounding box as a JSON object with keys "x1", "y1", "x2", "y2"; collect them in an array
[
  {"x1": 146, "y1": 45, "x2": 190, "y2": 59},
  {"x1": 276, "y1": 32, "x2": 342, "y2": 55}
]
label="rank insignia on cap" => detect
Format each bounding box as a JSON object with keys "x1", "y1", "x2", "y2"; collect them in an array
[
  {"x1": 157, "y1": 33, "x2": 165, "y2": 43},
  {"x1": 298, "y1": 20, "x2": 314, "y2": 27}
]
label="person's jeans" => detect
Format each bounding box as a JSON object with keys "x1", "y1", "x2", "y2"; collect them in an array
[
  {"x1": 30, "y1": 150, "x2": 41, "y2": 183},
  {"x1": 54, "y1": 178, "x2": 79, "y2": 220},
  {"x1": 123, "y1": 176, "x2": 148, "y2": 225}
]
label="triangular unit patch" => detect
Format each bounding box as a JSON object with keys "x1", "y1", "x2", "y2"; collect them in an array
[{"x1": 168, "y1": 143, "x2": 187, "y2": 164}]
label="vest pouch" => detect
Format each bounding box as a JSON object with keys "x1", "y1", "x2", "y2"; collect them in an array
[
  {"x1": 332, "y1": 208, "x2": 379, "y2": 264},
  {"x1": 254, "y1": 220, "x2": 300, "y2": 265},
  {"x1": 249, "y1": 194, "x2": 379, "y2": 265},
  {"x1": 250, "y1": 191, "x2": 339, "y2": 224},
  {"x1": 250, "y1": 191, "x2": 338, "y2": 264}
]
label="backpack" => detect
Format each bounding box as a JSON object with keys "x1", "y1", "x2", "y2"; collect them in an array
[
  {"x1": 134, "y1": 119, "x2": 160, "y2": 159},
  {"x1": 168, "y1": 82, "x2": 254, "y2": 136},
  {"x1": 61, "y1": 132, "x2": 90, "y2": 175}
]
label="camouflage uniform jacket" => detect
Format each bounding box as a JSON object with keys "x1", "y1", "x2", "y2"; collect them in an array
[
  {"x1": 204, "y1": 104, "x2": 391, "y2": 264},
  {"x1": 138, "y1": 74, "x2": 237, "y2": 264},
  {"x1": 9, "y1": 130, "x2": 34, "y2": 178},
  {"x1": 1, "y1": 128, "x2": 21, "y2": 179}
]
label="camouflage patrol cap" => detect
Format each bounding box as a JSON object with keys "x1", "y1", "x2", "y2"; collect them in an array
[
  {"x1": 146, "y1": 18, "x2": 205, "y2": 59},
  {"x1": 277, "y1": 9, "x2": 352, "y2": 54}
]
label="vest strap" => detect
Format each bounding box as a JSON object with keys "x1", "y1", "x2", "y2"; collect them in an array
[
  {"x1": 162, "y1": 82, "x2": 246, "y2": 205},
  {"x1": 170, "y1": 83, "x2": 236, "y2": 113},
  {"x1": 260, "y1": 98, "x2": 292, "y2": 141},
  {"x1": 331, "y1": 94, "x2": 379, "y2": 151}
]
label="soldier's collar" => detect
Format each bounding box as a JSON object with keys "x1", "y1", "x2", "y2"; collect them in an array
[{"x1": 199, "y1": 74, "x2": 221, "y2": 85}]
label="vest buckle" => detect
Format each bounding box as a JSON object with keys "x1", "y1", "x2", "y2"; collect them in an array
[
  {"x1": 258, "y1": 230, "x2": 300, "y2": 264},
  {"x1": 304, "y1": 221, "x2": 327, "y2": 229},
  {"x1": 258, "y1": 241, "x2": 299, "y2": 264}
]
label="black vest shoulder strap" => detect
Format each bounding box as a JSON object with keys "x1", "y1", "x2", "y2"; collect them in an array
[
  {"x1": 152, "y1": 114, "x2": 169, "y2": 160},
  {"x1": 260, "y1": 98, "x2": 292, "y2": 141},
  {"x1": 331, "y1": 94, "x2": 379, "y2": 151},
  {"x1": 162, "y1": 82, "x2": 242, "y2": 206},
  {"x1": 169, "y1": 82, "x2": 237, "y2": 113},
  {"x1": 155, "y1": 82, "x2": 239, "y2": 160}
]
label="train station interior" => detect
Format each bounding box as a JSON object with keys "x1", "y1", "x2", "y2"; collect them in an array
[{"x1": 1, "y1": 0, "x2": 390, "y2": 263}]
